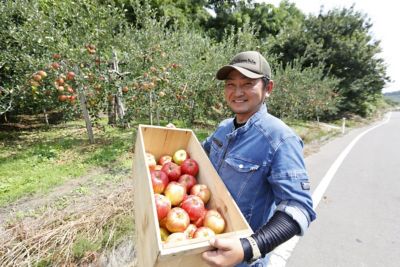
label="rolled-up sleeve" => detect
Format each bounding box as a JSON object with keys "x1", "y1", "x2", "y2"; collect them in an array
[
  {"x1": 268, "y1": 136, "x2": 316, "y2": 235},
  {"x1": 276, "y1": 200, "x2": 311, "y2": 235}
]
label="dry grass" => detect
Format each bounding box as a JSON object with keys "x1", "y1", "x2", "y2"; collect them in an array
[{"x1": 0, "y1": 186, "x2": 135, "y2": 266}]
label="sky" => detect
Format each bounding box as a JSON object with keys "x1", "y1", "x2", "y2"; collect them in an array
[{"x1": 256, "y1": 0, "x2": 399, "y2": 93}]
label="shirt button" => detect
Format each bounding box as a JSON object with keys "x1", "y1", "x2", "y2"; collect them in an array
[{"x1": 239, "y1": 164, "x2": 244, "y2": 169}]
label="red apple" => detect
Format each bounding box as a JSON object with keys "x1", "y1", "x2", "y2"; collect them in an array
[
  {"x1": 33, "y1": 74, "x2": 42, "y2": 82},
  {"x1": 58, "y1": 95, "x2": 68, "y2": 102},
  {"x1": 160, "y1": 227, "x2": 170, "y2": 241},
  {"x1": 181, "y1": 158, "x2": 199, "y2": 176},
  {"x1": 51, "y1": 62, "x2": 60, "y2": 69},
  {"x1": 193, "y1": 208, "x2": 207, "y2": 227},
  {"x1": 203, "y1": 209, "x2": 226, "y2": 234},
  {"x1": 183, "y1": 224, "x2": 197, "y2": 239},
  {"x1": 161, "y1": 162, "x2": 181, "y2": 181},
  {"x1": 190, "y1": 184, "x2": 211, "y2": 204},
  {"x1": 159, "y1": 155, "x2": 172, "y2": 166},
  {"x1": 68, "y1": 95, "x2": 74, "y2": 103},
  {"x1": 38, "y1": 70, "x2": 47, "y2": 78},
  {"x1": 173, "y1": 149, "x2": 189, "y2": 165},
  {"x1": 180, "y1": 195, "x2": 205, "y2": 222},
  {"x1": 165, "y1": 232, "x2": 187, "y2": 244},
  {"x1": 52, "y1": 53, "x2": 61, "y2": 59},
  {"x1": 178, "y1": 174, "x2": 197, "y2": 192},
  {"x1": 56, "y1": 77, "x2": 65, "y2": 85},
  {"x1": 181, "y1": 194, "x2": 202, "y2": 204},
  {"x1": 66, "y1": 71, "x2": 75, "y2": 81},
  {"x1": 146, "y1": 152, "x2": 157, "y2": 171},
  {"x1": 154, "y1": 193, "x2": 171, "y2": 221},
  {"x1": 165, "y1": 207, "x2": 190, "y2": 233},
  {"x1": 164, "y1": 181, "x2": 186, "y2": 206},
  {"x1": 151, "y1": 170, "x2": 169, "y2": 194},
  {"x1": 193, "y1": 226, "x2": 215, "y2": 239}
]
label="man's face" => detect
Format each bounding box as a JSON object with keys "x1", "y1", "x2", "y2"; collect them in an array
[{"x1": 224, "y1": 70, "x2": 267, "y2": 123}]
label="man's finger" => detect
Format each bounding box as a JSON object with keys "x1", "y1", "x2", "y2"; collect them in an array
[
  {"x1": 209, "y1": 238, "x2": 231, "y2": 251},
  {"x1": 202, "y1": 249, "x2": 218, "y2": 266}
]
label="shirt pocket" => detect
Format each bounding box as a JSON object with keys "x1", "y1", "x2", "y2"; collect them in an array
[
  {"x1": 223, "y1": 157, "x2": 261, "y2": 199},
  {"x1": 210, "y1": 137, "x2": 223, "y2": 167},
  {"x1": 211, "y1": 137, "x2": 223, "y2": 150},
  {"x1": 224, "y1": 157, "x2": 260, "y2": 173}
]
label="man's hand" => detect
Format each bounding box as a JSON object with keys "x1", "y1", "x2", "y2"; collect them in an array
[{"x1": 202, "y1": 238, "x2": 244, "y2": 267}]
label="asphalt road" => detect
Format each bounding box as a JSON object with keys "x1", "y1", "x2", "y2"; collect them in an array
[{"x1": 282, "y1": 111, "x2": 400, "y2": 267}]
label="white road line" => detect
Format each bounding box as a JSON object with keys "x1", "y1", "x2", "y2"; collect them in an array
[{"x1": 268, "y1": 112, "x2": 392, "y2": 267}]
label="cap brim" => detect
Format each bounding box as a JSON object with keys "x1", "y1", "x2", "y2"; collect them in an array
[{"x1": 216, "y1": 65, "x2": 264, "y2": 80}]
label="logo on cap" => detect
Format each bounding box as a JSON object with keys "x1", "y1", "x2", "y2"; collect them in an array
[{"x1": 231, "y1": 58, "x2": 257, "y2": 65}]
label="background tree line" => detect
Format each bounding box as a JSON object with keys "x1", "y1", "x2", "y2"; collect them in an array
[{"x1": 0, "y1": 0, "x2": 390, "y2": 128}]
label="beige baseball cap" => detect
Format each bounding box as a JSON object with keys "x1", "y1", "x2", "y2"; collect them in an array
[{"x1": 216, "y1": 51, "x2": 271, "y2": 80}]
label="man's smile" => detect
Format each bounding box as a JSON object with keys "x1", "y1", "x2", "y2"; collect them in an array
[{"x1": 232, "y1": 99, "x2": 247, "y2": 103}]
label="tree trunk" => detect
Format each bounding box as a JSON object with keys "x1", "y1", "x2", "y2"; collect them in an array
[
  {"x1": 111, "y1": 50, "x2": 128, "y2": 127},
  {"x1": 42, "y1": 108, "x2": 49, "y2": 126},
  {"x1": 115, "y1": 93, "x2": 128, "y2": 127},
  {"x1": 78, "y1": 87, "x2": 94, "y2": 144},
  {"x1": 149, "y1": 92, "x2": 153, "y2": 125},
  {"x1": 108, "y1": 95, "x2": 116, "y2": 125},
  {"x1": 73, "y1": 66, "x2": 95, "y2": 143},
  {"x1": 189, "y1": 99, "x2": 195, "y2": 125}
]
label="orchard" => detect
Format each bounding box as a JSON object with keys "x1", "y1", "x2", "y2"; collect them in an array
[{"x1": 0, "y1": 0, "x2": 346, "y2": 140}]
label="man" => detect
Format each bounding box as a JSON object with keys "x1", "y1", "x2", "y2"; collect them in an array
[{"x1": 201, "y1": 51, "x2": 316, "y2": 267}]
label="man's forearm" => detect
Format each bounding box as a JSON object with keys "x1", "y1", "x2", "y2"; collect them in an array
[{"x1": 240, "y1": 211, "x2": 300, "y2": 263}]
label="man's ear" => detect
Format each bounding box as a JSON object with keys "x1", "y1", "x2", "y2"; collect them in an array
[{"x1": 265, "y1": 80, "x2": 274, "y2": 97}]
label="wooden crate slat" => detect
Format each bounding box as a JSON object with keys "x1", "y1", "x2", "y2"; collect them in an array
[{"x1": 133, "y1": 126, "x2": 161, "y2": 267}]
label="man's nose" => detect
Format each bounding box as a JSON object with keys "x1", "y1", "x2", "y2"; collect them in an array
[{"x1": 233, "y1": 86, "x2": 245, "y2": 96}]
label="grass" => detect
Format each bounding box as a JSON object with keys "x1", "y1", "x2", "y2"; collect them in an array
[
  {"x1": 69, "y1": 210, "x2": 135, "y2": 264},
  {"x1": 0, "y1": 121, "x2": 134, "y2": 207},
  {"x1": 72, "y1": 235, "x2": 102, "y2": 259},
  {"x1": 287, "y1": 119, "x2": 341, "y2": 144}
]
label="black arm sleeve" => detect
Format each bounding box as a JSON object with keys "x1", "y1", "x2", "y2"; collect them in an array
[{"x1": 240, "y1": 211, "x2": 301, "y2": 262}]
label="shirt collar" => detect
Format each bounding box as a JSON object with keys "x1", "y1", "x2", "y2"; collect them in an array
[{"x1": 231, "y1": 104, "x2": 268, "y2": 133}]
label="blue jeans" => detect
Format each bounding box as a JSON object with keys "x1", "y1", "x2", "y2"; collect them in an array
[{"x1": 235, "y1": 253, "x2": 270, "y2": 267}]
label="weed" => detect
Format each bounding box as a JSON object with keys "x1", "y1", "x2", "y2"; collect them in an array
[{"x1": 72, "y1": 235, "x2": 101, "y2": 260}]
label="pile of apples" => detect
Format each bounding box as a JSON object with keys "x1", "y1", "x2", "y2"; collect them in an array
[{"x1": 146, "y1": 149, "x2": 226, "y2": 244}]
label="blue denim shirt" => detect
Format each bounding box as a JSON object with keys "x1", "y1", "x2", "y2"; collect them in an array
[{"x1": 203, "y1": 105, "x2": 316, "y2": 238}]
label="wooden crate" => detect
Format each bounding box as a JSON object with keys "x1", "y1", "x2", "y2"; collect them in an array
[{"x1": 133, "y1": 125, "x2": 253, "y2": 267}]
